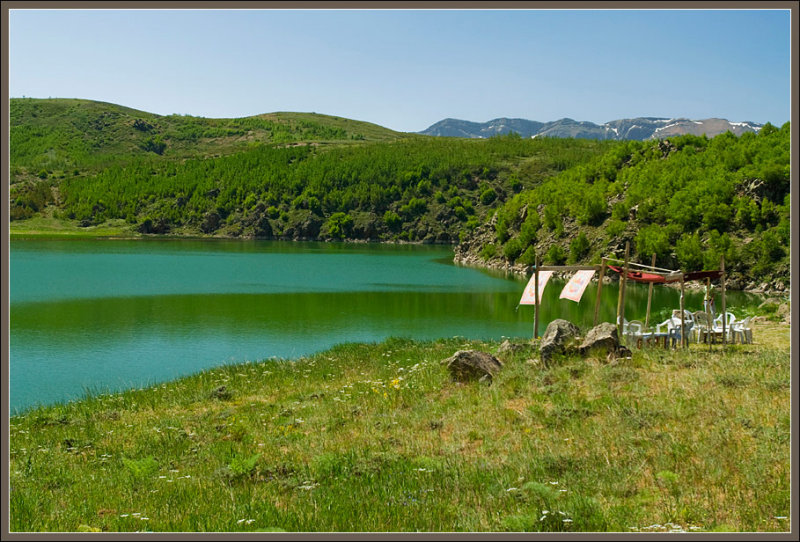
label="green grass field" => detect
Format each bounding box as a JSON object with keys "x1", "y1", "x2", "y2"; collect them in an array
[{"x1": 9, "y1": 321, "x2": 791, "y2": 533}]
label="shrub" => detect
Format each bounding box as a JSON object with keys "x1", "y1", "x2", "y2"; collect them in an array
[
  {"x1": 503, "y1": 238, "x2": 524, "y2": 262},
  {"x1": 480, "y1": 243, "x2": 497, "y2": 261},
  {"x1": 518, "y1": 245, "x2": 537, "y2": 266},
  {"x1": 326, "y1": 212, "x2": 353, "y2": 239},
  {"x1": 141, "y1": 136, "x2": 166, "y2": 155},
  {"x1": 401, "y1": 197, "x2": 427, "y2": 218},
  {"x1": 568, "y1": 232, "x2": 590, "y2": 264},
  {"x1": 383, "y1": 210, "x2": 402, "y2": 232},
  {"x1": 606, "y1": 219, "x2": 625, "y2": 238},
  {"x1": 480, "y1": 188, "x2": 497, "y2": 205},
  {"x1": 675, "y1": 232, "x2": 703, "y2": 271},
  {"x1": 545, "y1": 244, "x2": 566, "y2": 265}
]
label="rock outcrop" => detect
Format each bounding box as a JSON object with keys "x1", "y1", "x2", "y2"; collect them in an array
[
  {"x1": 578, "y1": 322, "x2": 619, "y2": 357},
  {"x1": 539, "y1": 319, "x2": 581, "y2": 365},
  {"x1": 441, "y1": 350, "x2": 504, "y2": 384}
]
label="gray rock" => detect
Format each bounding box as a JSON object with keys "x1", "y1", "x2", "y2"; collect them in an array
[
  {"x1": 540, "y1": 319, "x2": 582, "y2": 365},
  {"x1": 498, "y1": 339, "x2": 530, "y2": 356},
  {"x1": 442, "y1": 350, "x2": 503, "y2": 383},
  {"x1": 579, "y1": 322, "x2": 620, "y2": 359}
]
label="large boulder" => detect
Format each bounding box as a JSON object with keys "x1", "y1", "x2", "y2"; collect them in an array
[
  {"x1": 579, "y1": 322, "x2": 620, "y2": 359},
  {"x1": 540, "y1": 319, "x2": 581, "y2": 365},
  {"x1": 441, "y1": 350, "x2": 503, "y2": 384}
]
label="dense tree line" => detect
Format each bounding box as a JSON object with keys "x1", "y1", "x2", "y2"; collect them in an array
[
  {"x1": 478, "y1": 122, "x2": 790, "y2": 287},
  {"x1": 36, "y1": 134, "x2": 612, "y2": 242}
]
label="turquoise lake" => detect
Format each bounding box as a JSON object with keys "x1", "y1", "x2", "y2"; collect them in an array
[{"x1": 9, "y1": 239, "x2": 762, "y2": 413}]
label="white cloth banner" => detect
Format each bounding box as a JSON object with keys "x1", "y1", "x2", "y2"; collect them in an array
[
  {"x1": 519, "y1": 270, "x2": 553, "y2": 305},
  {"x1": 559, "y1": 270, "x2": 596, "y2": 303}
]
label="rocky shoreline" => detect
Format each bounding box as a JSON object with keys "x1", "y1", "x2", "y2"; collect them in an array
[{"x1": 453, "y1": 243, "x2": 790, "y2": 298}]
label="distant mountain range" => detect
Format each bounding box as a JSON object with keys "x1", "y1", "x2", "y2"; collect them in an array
[{"x1": 418, "y1": 117, "x2": 763, "y2": 140}]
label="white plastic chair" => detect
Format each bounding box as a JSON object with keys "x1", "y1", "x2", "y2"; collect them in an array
[
  {"x1": 693, "y1": 311, "x2": 711, "y2": 343},
  {"x1": 652, "y1": 318, "x2": 674, "y2": 348},
  {"x1": 627, "y1": 320, "x2": 653, "y2": 348},
  {"x1": 729, "y1": 316, "x2": 753, "y2": 344},
  {"x1": 655, "y1": 315, "x2": 693, "y2": 348},
  {"x1": 714, "y1": 312, "x2": 737, "y2": 342}
]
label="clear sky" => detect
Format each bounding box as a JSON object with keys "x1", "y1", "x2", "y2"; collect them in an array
[{"x1": 8, "y1": 7, "x2": 792, "y2": 133}]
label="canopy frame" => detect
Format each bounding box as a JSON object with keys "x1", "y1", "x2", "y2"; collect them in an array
[{"x1": 523, "y1": 246, "x2": 727, "y2": 349}]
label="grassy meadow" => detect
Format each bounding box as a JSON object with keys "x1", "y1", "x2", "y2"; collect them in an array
[{"x1": 8, "y1": 319, "x2": 791, "y2": 533}]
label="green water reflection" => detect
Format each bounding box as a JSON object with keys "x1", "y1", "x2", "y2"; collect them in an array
[{"x1": 10, "y1": 239, "x2": 762, "y2": 412}]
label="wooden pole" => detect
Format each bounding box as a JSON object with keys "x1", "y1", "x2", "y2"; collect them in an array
[
  {"x1": 680, "y1": 274, "x2": 686, "y2": 348},
  {"x1": 616, "y1": 242, "x2": 630, "y2": 343},
  {"x1": 721, "y1": 254, "x2": 726, "y2": 348},
  {"x1": 706, "y1": 277, "x2": 713, "y2": 349},
  {"x1": 593, "y1": 258, "x2": 605, "y2": 327},
  {"x1": 533, "y1": 256, "x2": 540, "y2": 340},
  {"x1": 645, "y1": 253, "x2": 656, "y2": 330}
]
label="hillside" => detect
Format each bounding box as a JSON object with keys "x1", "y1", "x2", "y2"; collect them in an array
[
  {"x1": 10, "y1": 98, "x2": 406, "y2": 177},
  {"x1": 420, "y1": 116, "x2": 763, "y2": 141},
  {"x1": 455, "y1": 123, "x2": 791, "y2": 293},
  {"x1": 9, "y1": 99, "x2": 791, "y2": 291},
  {"x1": 10, "y1": 98, "x2": 616, "y2": 243}
]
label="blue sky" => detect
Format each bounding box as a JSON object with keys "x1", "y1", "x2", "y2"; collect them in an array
[{"x1": 8, "y1": 8, "x2": 792, "y2": 132}]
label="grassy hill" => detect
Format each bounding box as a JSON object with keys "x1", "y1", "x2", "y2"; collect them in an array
[
  {"x1": 10, "y1": 98, "x2": 406, "y2": 176},
  {"x1": 8, "y1": 323, "x2": 791, "y2": 532}
]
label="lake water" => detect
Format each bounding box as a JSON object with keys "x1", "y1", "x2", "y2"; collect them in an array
[{"x1": 9, "y1": 239, "x2": 761, "y2": 413}]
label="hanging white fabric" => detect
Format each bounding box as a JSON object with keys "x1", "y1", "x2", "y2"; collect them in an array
[
  {"x1": 559, "y1": 269, "x2": 596, "y2": 303},
  {"x1": 519, "y1": 270, "x2": 553, "y2": 305}
]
